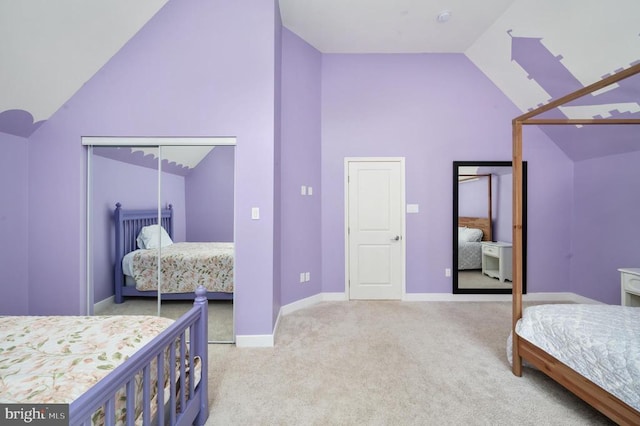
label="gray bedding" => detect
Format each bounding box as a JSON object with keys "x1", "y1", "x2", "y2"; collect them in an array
[
  {"x1": 458, "y1": 241, "x2": 482, "y2": 270},
  {"x1": 508, "y1": 304, "x2": 640, "y2": 410}
]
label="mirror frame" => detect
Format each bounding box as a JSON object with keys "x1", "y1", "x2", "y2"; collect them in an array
[{"x1": 452, "y1": 161, "x2": 527, "y2": 294}]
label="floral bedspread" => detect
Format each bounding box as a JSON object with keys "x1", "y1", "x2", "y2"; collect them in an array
[
  {"x1": 132, "y1": 242, "x2": 234, "y2": 293},
  {"x1": 0, "y1": 315, "x2": 200, "y2": 424}
]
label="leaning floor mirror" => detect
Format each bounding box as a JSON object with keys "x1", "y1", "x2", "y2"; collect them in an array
[{"x1": 452, "y1": 161, "x2": 527, "y2": 294}]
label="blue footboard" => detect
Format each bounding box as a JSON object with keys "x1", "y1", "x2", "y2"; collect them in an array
[{"x1": 69, "y1": 287, "x2": 209, "y2": 426}]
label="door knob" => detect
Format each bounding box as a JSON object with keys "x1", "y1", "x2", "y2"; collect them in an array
[{"x1": 392, "y1": 235, "x2": 401, "y2": 241}]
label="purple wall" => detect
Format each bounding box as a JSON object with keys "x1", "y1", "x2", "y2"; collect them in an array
[
  {"x1": 509, "y1": 35, "x2": 638, "y2": 299},
  {"x1": 280, "y1": 29, "x2": 322, "y2": 304},
  {"x1": 19, "y1": 0, "x2": 628, "y2": 332},
  {"x1": 0, "y1": 110, "x2": 44, "y2": 138},
  {"x1": 273, "y1": 3, "x2": 283, "y2": 322},
  {"x1": 459, "y1": 178, "x2": 490, "y2": 218},
  {"x1": 91, "y1": 153, "x2": 185, "y2": 303},
  {"x1": 320, "y1": 54, "x2": 574, "y2": 295},
  {"x1": 510, "y1": 35, "x2": 640, "y2": 162},
  {"x1": 521, "y1": 125, "x2": 574, "y2": 293},
  {"x1": 0, "y1": 132, "x2": 29, "y2": 314},
  {"x1": 459, "y1": 173, "x2": 512, "y2": 242},
  {"x1": 185, "y1": 146, "x2": 235, "y2": 242},
  {"x1": 570, "y1": 150, "x2": 640, "y2": 304},
  {"x1": 27, "y1": 0, "x2": 278, "y2": 335}
]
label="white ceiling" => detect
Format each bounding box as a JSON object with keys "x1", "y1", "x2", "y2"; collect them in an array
[
  {"x1": 0, "y1": 0, "x2": 515, "y2": 124},
  {"x1": 279, "y1": 0, "x2": 516, "y2": 53},
  {"x1": 0, "y1": 0, "x2": 170, "y2": 122}
]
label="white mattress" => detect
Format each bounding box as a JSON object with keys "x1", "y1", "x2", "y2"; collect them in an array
[{"x1": 510, "y1": 304, "x2": 640, "y2": 410}]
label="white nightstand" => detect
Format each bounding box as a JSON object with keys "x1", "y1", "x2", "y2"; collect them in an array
[
  {"x1": 481, "y1": 241, "x2": 513, "y2": 283},
  {"x1": 618, "y1": 268, "x2": 640, "y2": 307}
]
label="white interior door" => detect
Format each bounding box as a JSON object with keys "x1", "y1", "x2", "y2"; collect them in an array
[{"x1": 347, "y1": 159, "x2": 404, "y2": 300}]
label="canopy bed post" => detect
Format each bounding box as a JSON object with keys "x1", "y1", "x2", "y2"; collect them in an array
[
  {"x1": 458, "y1": 172, "x2": 493, "y2": 241},
  {"x1": 510, "y1": 63, "x2": 640, "y2": 424},
  {"x1": 512, "y1": 120, "x2": 523, "y2": 377},
  {"x1": 487, "y1": 174, "x2": 492, "y2": 231}
]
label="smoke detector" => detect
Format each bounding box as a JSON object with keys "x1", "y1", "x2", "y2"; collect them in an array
[{"x1": 437, "y1": 10, "x2": 452, "y2": 23}]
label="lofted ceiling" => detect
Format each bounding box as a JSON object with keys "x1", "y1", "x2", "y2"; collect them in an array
[
  {"x1": 0, "y1": 0, "x2": 170, "y2": 134},
  {"x1": 0, "y1": 0, "x2": 517, "y2": 133},
  {"x1": 279, "y1": 0, "x2": 516, "y2": 53},
  {"x1": 1, "y1": 0, "x2": 638, "y2": 162}
]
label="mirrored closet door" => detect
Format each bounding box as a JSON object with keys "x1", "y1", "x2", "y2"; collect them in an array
[
  {"x1": 158, "y1": 144, "x2": 235, "y2": 343},
  {"x1": 86, "y1": 138, "x2": 236, "y2": 343}
]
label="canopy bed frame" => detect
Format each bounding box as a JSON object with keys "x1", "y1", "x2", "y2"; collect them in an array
[
  {"x1": 511, "y1": 63, "x2": 640, "y2": 424},
  {"x1": 458, "y1": 216, "x2": 492, "y2": 242}
]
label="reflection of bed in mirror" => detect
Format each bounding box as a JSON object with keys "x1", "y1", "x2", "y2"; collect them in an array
[
  {"x1": 453, "y1": 160, "x2": 527, "y2": 294},
  {"x1": 114, "y1": 203, "x2": 234, "y2": 304},
  {"x1": 457, "y1": 216, "x2": 491, "y2": 270}
]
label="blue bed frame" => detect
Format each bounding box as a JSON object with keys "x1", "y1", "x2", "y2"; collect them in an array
[
  {"x1": 114, "y1": 203, "x2": 233, "y2": 304},
  {"x1": 69, "y1": 287, "x2": 209, "y2": 425}
]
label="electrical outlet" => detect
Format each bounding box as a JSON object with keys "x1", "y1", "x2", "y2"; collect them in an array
[
  {"x1": 305, "y1": 272, "x2": 310, "y2": 282},
  {"x1": 445, "y1": 268, "x2": 451, "y2": 277},
  {"x1": 299, "y1": 272, "x2": 305, "y2": 283}
]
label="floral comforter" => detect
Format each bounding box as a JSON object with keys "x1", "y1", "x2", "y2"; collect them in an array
[
  {"x1": 131, "y1": 242, "x2": 234, "y2": 293},
  {"x1": 0, "y1": 315, "x2": 200, "y2": 424}
]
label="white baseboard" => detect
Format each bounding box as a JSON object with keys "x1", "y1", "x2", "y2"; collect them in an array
[
  {"x1": 236, "y1": 292, "x2": 348, "y2": 348},
  {"x1": 403, "y1": 292, "x2": 602, "y2": 304},
  {"x1": 234, "y1": 291, "x2": 601, "y2": 347},
  {"x1": 93, "y1": 295, "x2": 115, "y2": 314},
  {"x1": 235, "y1": 334, "x2": 274, "y2": 348},
  {"x1": 403, "y1": 293, "x2": 512, "y2": 302},
  {"x1": 321, "y1": 292, "x2": 349, "y2": 301},
  {"x1": 280, "y1": 292, "x2": 348, "y2": 315},
  {"x1": 279, "y1": 293, "x2": 324, "y2": 316},
  {"x1": 525, "y1": 292, "x2": 602, "y2": 304}
]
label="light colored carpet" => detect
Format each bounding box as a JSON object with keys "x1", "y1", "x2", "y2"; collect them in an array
[
  {"x1": 458, "y1": 269, "x2": 512, "y2": 290},
  {"x1": 96, "y1": 299, "x2": 233, "y2": 343},
  {"x1": 205, "y1": 301, "x2": 612, "y2": 425}
]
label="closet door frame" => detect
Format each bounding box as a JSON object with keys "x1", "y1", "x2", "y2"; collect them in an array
[{"x1": 83, "y1": 136, "x2": 236, "y2": 315}]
